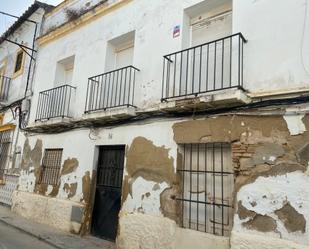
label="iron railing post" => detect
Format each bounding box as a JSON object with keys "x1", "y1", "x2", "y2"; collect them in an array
[{"x1": 161, "y1": 33, "x2": 247, "y2": 101}]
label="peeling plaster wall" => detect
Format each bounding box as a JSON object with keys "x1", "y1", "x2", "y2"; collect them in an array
[
  {"x1": 234, "y1": 172, "x2": 309, "y2": 245},
  {"x1": 15, "y1": 111, "x2": 309, "y2": 247},
  {"x1": 14, "y1": 121, "x2": 180, "y2": 237}
]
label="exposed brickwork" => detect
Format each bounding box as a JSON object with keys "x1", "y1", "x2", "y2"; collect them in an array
[{"x1": 232, "y1": 142, "x2": 257, "y2": 175}]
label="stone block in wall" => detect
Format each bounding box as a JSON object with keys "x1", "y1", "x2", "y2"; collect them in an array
[
  {"x1": 230, "y1": 231, "x2": 309, "y2": 249},
  {"x1": 173, "y1": 227, "x2": 229, "y2": 249},
  {"x1": 117, "y1": 212, "x2": 176, "y2": 249},
  {"x1": 11, "y1": 190, "x2": 84, "y2": 233}
]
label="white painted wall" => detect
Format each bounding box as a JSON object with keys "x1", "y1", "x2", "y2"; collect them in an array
[
  {"x1": 30, "y1": 0, "x2": 309, "y2": 123},
  {"x1": 233, "y1": 0, "x2": 309, "y2": 93},
  {"x1": 0, "y1": 7, "x2": 46, "y2": 172},
  {"x1": 21, "y1": 119, "x2": 178, "y2": 203}
]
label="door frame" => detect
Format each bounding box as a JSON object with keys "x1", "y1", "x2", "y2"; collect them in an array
[{"x1": 86, "y1": 144, "x2": 126, "y2": 239}]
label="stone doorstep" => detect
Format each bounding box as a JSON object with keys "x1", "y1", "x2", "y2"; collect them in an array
[{"x1": 0, "y1": 205, "x2": 115, "y2": 249}]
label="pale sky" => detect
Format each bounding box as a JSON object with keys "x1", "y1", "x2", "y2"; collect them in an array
[{"x1": 0, "y1": 0, "x2": 63, "y2": 34}]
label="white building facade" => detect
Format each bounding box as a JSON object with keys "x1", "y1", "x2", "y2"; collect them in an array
[
  {"x1": 0, "y1": 2, "x2": 52, "y2": 207},
  {"x1": 5, "y1": 0, "x2": 309, "y2": 248}
]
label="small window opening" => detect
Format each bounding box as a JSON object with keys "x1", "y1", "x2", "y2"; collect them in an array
[
  {"x1": 14, "y1": 51, "x2": 24, "y2": 73},
  {"x1": 39, "y1": 149, "x2": 63, "y2": 185},
  {"x1": 0, "y1": 130, "x2": 13, "y2": 179},
  {"x1": 54, "y1": 55, "x2": 75, "y2": 87},
  {"x1": 105, "y1": 31, "x2": 135, "y2": 72}
]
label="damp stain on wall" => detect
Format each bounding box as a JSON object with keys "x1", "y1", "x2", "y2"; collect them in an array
[
  {"x1": 275, "y1": 202, "x2": 306, "y2": 233},
  {"x1": 63, "y1": 182, "x2": 78, "y2": 199},
  {"x1": 122, "y1": 136, "x2": 176, "y2": 204},
  {"x1": 61, "y1": 158, "x2": 79, "y2": 175}
]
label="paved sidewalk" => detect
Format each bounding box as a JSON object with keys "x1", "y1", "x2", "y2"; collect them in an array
[{"x1": 0, "y1": 205, "x2": 115, "y2": 249}]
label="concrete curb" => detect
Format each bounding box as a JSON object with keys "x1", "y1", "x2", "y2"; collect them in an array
[{"x1": 0, "y1": 218, "x2": 64, "y2": 249}]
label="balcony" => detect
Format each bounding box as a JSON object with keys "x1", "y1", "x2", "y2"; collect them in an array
[
  {"x1": 161, "y1": 33, "x2": 250, "y2": 111},
  {"x1": 84, "y1": 66, "x2": 139, "y2": 120},
  {"x1": 0, "y1": 76, "x2": 11, "y2": 102},
  {"x1": 35, "y1": 85, "x2": 76, "y2": 122}
]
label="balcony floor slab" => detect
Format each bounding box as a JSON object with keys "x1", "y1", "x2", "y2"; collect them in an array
[
  {"x1": 82, "y1": 106, "x2": 136, "y2": 122},
  {"x1": 159, "y1": 88, "x2": 251, "y2": 113}
]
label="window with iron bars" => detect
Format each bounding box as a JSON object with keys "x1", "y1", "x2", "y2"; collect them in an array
[
  {"x1": 0, "y1": 130, "x2": 13, "y2": 179},
  {"x1": 39, "y1": 149, "x2": 63, "y2": 185},
  {"x1": 177, "y1": 143, "x2": 233, "y2": 236}
]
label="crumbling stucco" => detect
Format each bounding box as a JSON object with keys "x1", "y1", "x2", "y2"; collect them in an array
[
  {"x1": 61, "y1": 158, "x2": 79, "y2": 175},
  {"x1": 123, "y1": 137, "x2": 175, "y2": 204},
  {"x1": 21, "y1": 139, "x2": 43, "y2": 170},
  {"x1": 235, "y1": 163, "x2": 306, "y2": 193},
  {"x1": 283, "y1": 114, "x2": 306, "y2": 136},
  {"x1": 81, "y1": 171, "x2": 91, "y2": 203},
  {"x1": 243, "y1": 214, "x2": 277, "y2": 232},
  {"x1": 237, "y1": 201, "x2": 255, "y2": 220},
  {"x1": 63, "y1": 182, "x2": 78, "y2": 199},
  {"x1": 173, "y1": 115, "x2": 309, "y2": 246},
  {"x1": 80, "y1": 170, "x2": 96, "y2": 236},
  {"x1": 252, "y1": 143, "x2": 284, "y2": 165},
  {"x1": 275, "y1": 202, "x2": 306, "y2": 233},
  {"x1": 160, "y1": 185, "x2": 181, "y2": 223},
  {"x1": 297, "y1": 142, "x2": 309, "y2": 168},
  {"x1": 172, "y1": 116, "x2": 289, "y2": 144}
]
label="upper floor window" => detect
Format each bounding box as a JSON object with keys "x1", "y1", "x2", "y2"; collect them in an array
[
  {"x1": 105, "y1": 31, "x2": 135, "y2": 72},
  {"x1": 13, "y1": 50, "x2": 24, "y2": 77},
  {"x1": 54, "y1": 55, "x2": 75, "y2": 87},
  {"x1": 183, "y1": 0, "x2": 232, "y2": 47}
]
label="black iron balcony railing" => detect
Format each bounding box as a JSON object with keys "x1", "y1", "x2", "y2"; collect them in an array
[
  {"x1": 0, "y1": 75, "x2": 11, "y2": 102},
  {"x1": 161, "y1": 33, "x2": 247, "y2": 101},
  {"x1": 35, "y1": 84, "x2": 76, "y2": 121},
  {"x1": 85, "y1": 65, "x2": 139, "y2": 113}
]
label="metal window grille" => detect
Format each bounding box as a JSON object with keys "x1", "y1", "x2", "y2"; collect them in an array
[
  {"x1": 0, "y1": 130, "x2": 13, "y2": 179},
  {"x1": 96, "y1": 146, "x2": 125, "y2": 189},
  {"x1": 39, "y1": 149, "x2": 63, "y2": 185},
  {"x1": 177, "y1": 143, "x2": 233, "y2": 236}
]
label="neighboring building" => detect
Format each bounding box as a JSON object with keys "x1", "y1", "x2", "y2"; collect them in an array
[
  {"x1": 0, "y1": 2, "x2": 53, "y2": 206},
  {"x1": 5, "y1": 0, "x2": 309, "y2": 248}
]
